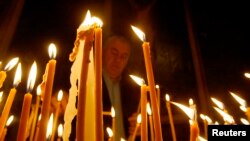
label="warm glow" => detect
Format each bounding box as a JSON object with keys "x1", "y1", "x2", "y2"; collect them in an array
[
  {"x1": 36, "y1": 84, "x2": 42, "y2": 96},
  {"x1": 13, "y1": 63, "x2": 21, "y2": 87},
  {"x1": 106, "y1": 127, "x2": 113, "y2": 137},
  {"x1": 137, "y1": 114, "x2": 142, "y2": 124},
  {"x1": 120, "y1": 138, "x2": 126, "y2": 141},
  {"x1": 46, "y1": 113, "x2": 54, "y2": 139},
  {"x1": 57, "y1": 123, "x2": 63, "y2": 137},
  {"x1": 129, "y1": 75, "x2": 145, "y2": 86},
  {"x1": 165, "y1": 94, "x2": 170, "y2": 101},
  {"x1": 4, "y1": 57, "x2": 19, "y2": 71},
  {"x1": 27, "y1": 61, "x2": 37, "y2": 92},
  {"x1": 213, "y1": 107, "x2": 234, "y2": 124},
  {"x1": 200, "y1": 114, "x2": 212, "y2": 124},
  {"x1": 244, "y1": 72, "x2": 250, "y2": 78},
  {"x1": 229, "y1": 91, "x2": 246, "y2": 107},
  {"x1": 172, "y1": 102, "x2": 194, "y2": 120},
  {"x1": 146, "y1": 103, "x2": 152, "y2": 116},
  {"x1": 211, "y1": 97, "x2": 224, "y2": 110},
  {"x1": 57, "y1": 90, "x2": 63, "y2": 101},
  {"x1": 189, "y1": 98, "x2": 194, "y2": 106},
  {"x1": 0, "y1": 91, "x2": 3, "y2": 102},
  {"x1": 6, "y1": 115, "x2": 14, "y2": 127},
  {"x1": 240, "y1": 118, "x2": 249, "y2": 125},
  {"x1": 198, "y1": 136, "x2": 207, "y2": 141},
  {"x1": 240, "y1": 105, "x2": 247, "y2": 112},
  {"x1": 214, "y1": 121, "x2": 219, "y2": 125},
  {"x1": 48, "y1": 43, "x2": 57, "y2": 59},
  {"x1": 80, "y1": 10, "x2": 92, "y2": 27},
  {"x1": 156, "y1": 85, "x2": 159, "y2": 89},
  {"x1": 91, "y1": 16, "x2": 103, "y2": 27},
  {"x1": 131, "y1": 25, "x2": 145, "y2": 42},
  {"x1": 111, "y1": 107, "x2": 115, "y2": 118},
  {"x1": 38, "y1": 114, "x2": 41, "y2": 121}
]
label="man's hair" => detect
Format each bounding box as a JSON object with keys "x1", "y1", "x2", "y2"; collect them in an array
[{"x1": 104, "y1": 35, "x2": 131, "y2": 49}]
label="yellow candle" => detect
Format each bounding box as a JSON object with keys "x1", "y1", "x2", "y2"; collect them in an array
[
  {"x1": 147, "y1": 103, "x2": 154, "y2": 141},
  {"x1": 29, "y1": 85, "x2": 42, "y2": 141},
  {"x1": 246, "y1": 108, "x2": 250, "y2": 122},
  {"x1": 94, "y1": 25, "x2": 103, "y2": 141},
  {"x1": 38, "y1": 43, "x2": 57, "y2": 141},
  {"x1": 165, "y1": 94, "x2": 177, "y2": 141},
  {"x1": 141, "y1": 84, "x2": 147, "y2": 141},
  {"x1": 17, "y1": 93, "x2": 33, "y2": 141},
  {"x1": 0, "y1": 115, "x2": 14, "y2": 141},
  {"x1": 0, "y1": 71, "x2": 6, "y2": 89},
  {"x1": 51, "y1": 90, "x2": 63, "y2": 141},
  {"x1": 131, "y1": 26, "x2": 163, "y2": 141},
  {"x1": 0, "y1": 63, "x2": 21, "y2": 136},
  {"x1": 189, "y1": 120, "x2": 199, "y2": 141}
]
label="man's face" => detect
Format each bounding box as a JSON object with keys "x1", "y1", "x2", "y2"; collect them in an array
[{"x1": 103, "y1": 40, "x2": 130, "y2": 80}]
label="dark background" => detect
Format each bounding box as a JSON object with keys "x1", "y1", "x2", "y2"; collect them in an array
[{"x1": 1, "y1": 0, "x2": 250, "y2": 140}]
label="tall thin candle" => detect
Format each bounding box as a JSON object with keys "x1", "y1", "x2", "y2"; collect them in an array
[
  {"x1": 165, "y1": 94, "x2": 177, "y2": 141},
  {"x1": 17, "y1": 61, "x2": 37, "y2": 141},
  {"x1": 38, "y1": 43, "x2": 57, "y2": 141},
  {"x1": 0, "y1": 63, "x2": 21, "y2": 136},
  {"x1": 147, "y1": 103, "x2": 154, "y2": 141},
  {"x1": 131, "y1": 26, "x2": 163, "y2": 141}
]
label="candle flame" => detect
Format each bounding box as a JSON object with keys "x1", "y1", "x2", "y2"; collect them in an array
[
  {"x1": 189, "y1": 98, "x2": 194, "y2": 106},
  {"x1": 57, "y1": 89, "x2": 63, "y2": 101},
  {"x1": 240, "y1": 118, "x2": 249, "y2": 125},
  {"x1": 229, "y1": 91, "x2": 246, "y2": 107},
  {"x1": 48, "y1": 43, "x2": 57, "y2": 59},
  {"x1": 200, "y1": 114, "x2": 212, "y2": 124},
  {"x1": 36, "y1": 84, "x2": 42, "y2": 96},
  {"x1": 244, "y1": 72, "x2": 250, "y2": 78},
  {"x1": 172, "y1": 101, "x2": 195, "y2": 120},
  {"x1": 137, "y1": 114, "x2": 142, "y2": 124},
  {"x1": 211, "y1": 97, "x2": 224, "y2": 110},
  {"x1": 129, "y1": 75, "x2": 145, "y2": 86},
  {"x1": 240, "y1": 105, "x2": 247, "y2": 112},
  {"x1": 27, "y1": 61, "x2": 37, "y2": 92},
  {"x1": 81, "y1": 10, "x2": 92, "y2": 27},
  {"x1": 165, "y1": 94, "x2": 170, "y2": 101},
  {"x1": 38, "y1": 114, "x2": 41, "y2": 121},
  {"x1": 13, "y1": 63, "x2": 21, "y2": 87},
  {"x1": 0, "y1": 91, "x2": 3, "y2": 102},
  {"x1": 156, "y1": 85, "x2": 159, "y2": 89},
  {"x1": 46, "y1": 113, "x2": 54, "y2": 139},
  {"x1": 213, "y1": 107, "x2": 234, "y2": 124},
  {"x1": 91, "y1": 16, "x2": 103, "y2": 27},
  {"x1": 106, "y1": 127, "x2": 113, "y2": 137},
  {"x1": 198, "y1": 136, "x2": 207, "y2": 141},
  {"x1": 146, "y1": 103, "x2": 152, "y2": 115},
  {"x1": 131, "y1": 25, "x2": 145, "y2": 42},
  {"x1": 4, "y1": 57, "x2": 19, "y2": 71},
  {"x1": 57, "y1": 123, "x2": 63, "y2": 137},
  {"x1": 111, "y1": 106, "x2": 115, "y2": 118},
  {"x1": 6, "y1": 115, "x2": 14, "y2": 127},
  {"x1": 120, "y1": 138, "x2": 126, "y2": 141}
]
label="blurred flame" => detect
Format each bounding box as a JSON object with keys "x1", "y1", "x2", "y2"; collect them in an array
[
  {"x1": 4, "y1": 57, "x2": 19, "y2": 71},
  {"x1": 57, "y1": 123, "x2": 63, "y2": 137},
  {"x1": 36, "y1": 84, "x2": 42, "y2": 96},
  {"x1": 57, "y1": 90, "x2": 63, "y2": 101},
  {"x1": 211, "y1": 97, "x2": 224, "y2": 110},
  {"x1": 106, "y1": 127, "x2": 113, "y2": 137},
  {"x1": 91, "y1": 17, "x2": 103, "y2": 27},
  {"x1": 229, "y1": 91, "x2": 246, "y2": 107},
  {"x1": 129, "y1": 75, "x2": 145, "y2": 86},
  {"x1": 13, "y1": 63, "x2": 21, "y2": 87},
  {"x1": 48, "y1": 43, "x2": 57, "y2": 59},
  {"x1": 81, "y1": 10, "x2": 92, "y2": 27},
  {"x1": 46, "y1": 113, "x2": 54, "y2": 138},
  {"x1": 27, "y1": 61, "x2": 37, "y2": 92},
  {"x1": 244, "y1": 72, "x2": 250, "y2": 78},
  {"x1": 240, "y1": 118, "x2": 249, "y2": 125},
  {"x1": 131, "y1": 25, "x2": 145, "y2": 42},
  {"x1": 189, "y1": 98, "x2": 194, "y2": 106},
  {"x1": 111, "y1": 107, "x2": 115, "y2": 118},
  {"x1": 6, "y1": 115, "x2": 14, "y2": 127},
  {"x1": 172, "y1": 101, "x2": 195, "y2": 120},
  {"x1": 137, "y1": 114, "x2": 141, "y2": 124},
  {"x1": 165, "y1": 94, "x2": 170, "y2": 101},
  {"x1": 0, "y1": 91, "x2": 3, "y2": 102},
  {"x1": 146, "y1": 103, "x2": 152, "y2": 115},
  {"x1": 213, "y1": 107, "x2": 234, "y2": 124}
]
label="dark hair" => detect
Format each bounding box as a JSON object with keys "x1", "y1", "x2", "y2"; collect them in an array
[{"x1": 104, "y1": 34, "x2": 131, "y2": 49}]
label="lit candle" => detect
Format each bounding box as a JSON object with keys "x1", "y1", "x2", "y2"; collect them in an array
[
  {"x1": 111, "y1": 107, "x2": 115, "y2": 141},
  {"x1": 17, "y1": 61, "x2": 37, "y2": 141},
  {"x1": 131, "y1": 25, "x2": 163, "y2": 141},
  {"x1": 29, "y1": 85, "x2": 42, "y2": 141},
  {"x1": 156, "y1": 85, "x2": 160, "y2": 115},
  {"x1": 189, "y1": 98, "x2": 197, "y2": 121},
  {"x1": 51, "y1": 90, "x2": 63, "y2": 141},
  {"x1": 129, "y1": 75, "x2": 147, "y2": 141},
  {"x1": 213, "y1": 107, "x2": 235, "y2": 124},
  {"x1": 106, "y1": 127, "x2": 113, "y2": 141},
  {"x1": 0, "y1": 63, "x2": 21, "y2": 136},
  {"x1": 211, "y1": 97, "x2": 232, "y2": 124},
  {"x1": 46, "y1": 114, "x2": 54, "y2": 140},
  {"x1": 130, "y1": 114, "x2": 141, "y2": 141},
  {"x1": 200, "y1": 114, "x2": 212, "y2": 140},
  {"x1": 0, "y1": 57, "x2": 19, "y2": 88},
  {"x1": 0, "y1": 115, "x2": 14, "y2": 141},
  {"x1": 171, "y1": 101, "x2": 199, "y2": 141},
  {"x1": 229, "y1": 91, "x2": 250, "y2": 122},
  {"x1": 76, "y1": 11, "x2": 95, "y2": 141},
  {"x1": 165, "y1": 94, "x2": 176, "y2": 141},
  {"x1": 38, "y1": 43, "x2": 57, "y2": 141},
  {"x1": 147, "y1": 103, "x2": 154, "y2": 141},
  {"x1": 94, "y1": 17, "x2": 103, "y2": 141},
  {"x1": 240, "y1": 118, "x2": 249, "y2": 125},
  {"x1": 57, "y1": 123, "x2": 63, "y2": 141}
]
